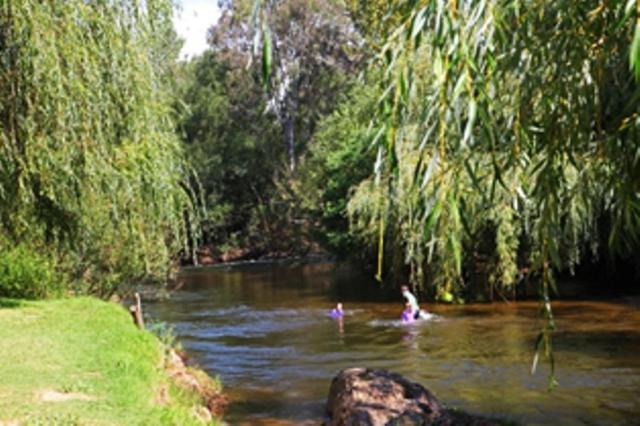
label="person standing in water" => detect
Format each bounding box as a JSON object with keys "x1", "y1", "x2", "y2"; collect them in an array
[
  {"x1": 330, "y1": 302, "x2": 344, "y2": 318},
  {"x1": 401, "y1": 302, "x2": 415, "y2": 324},
  {"x1": 329, "y1": 303, "x2": 344, "y2": 335},
  {"x1": 401, "y1": 285, "x2": 420, "y2": 320}
]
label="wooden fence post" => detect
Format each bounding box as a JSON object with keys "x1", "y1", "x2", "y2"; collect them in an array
[{"x1": 129, "y1": 292, "x2": 145, "y2": 329}]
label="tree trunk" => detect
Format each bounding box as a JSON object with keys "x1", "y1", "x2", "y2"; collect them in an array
[{"x1": 284, "y1": 114, "x2": 295, "y2": 171}]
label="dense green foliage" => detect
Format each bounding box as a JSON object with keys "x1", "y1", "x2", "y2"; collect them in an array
[
  {"x1": 297, "y1": 83, "x2": 379, "y2": 259},
  {"x1": 229, "y1": 0, "x2": 361, "y2": 170},
  {"x1": 345, "y1": 0, "x2": 640, "y2": 383},
  {"x1": 0, "y1": 0, "x2": 194, "y2": 296},
  {"x1": 318, "y1": 1, "x2": 640, "y2": 299},
  {"x1": 0, "y1": 243, "x2": 63, "y2": 299},
  {"x1": 0, "y1": 297, "x2": 221, "y2": 424},
  {"x1": 176, "y1": 0, "x2": 360, "y2": 258},
  {"x1": 178, "y1": 50, "x2": 282, "y2": 252},
  {"x1": 251, "y1": 0, "x2": 640, "y2": 290},
  {"x1": 344, "y1": 0, "x2": 413, "y2": 47}
]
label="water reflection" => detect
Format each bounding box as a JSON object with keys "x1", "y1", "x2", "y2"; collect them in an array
[
  {"x1": 402, "y1": 326, "x2": 420, "y2": 351},
  {"x1": 145, "y1": 262, "x2": 640, "y2": 425}
]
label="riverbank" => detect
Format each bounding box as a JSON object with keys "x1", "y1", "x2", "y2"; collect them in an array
[{"x1": 0, "y1": 297, "x2": 224, "y2": 425}]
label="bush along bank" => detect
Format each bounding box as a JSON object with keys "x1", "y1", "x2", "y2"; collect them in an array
[{"x1": 0, "y1": 297, "x2": 225, "y2": 425}]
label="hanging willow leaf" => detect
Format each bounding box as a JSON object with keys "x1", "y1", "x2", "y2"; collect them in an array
[
  {"x1": 251, "y1": 0, "x2": 262, "y2": 54},
  {"x1": 461, "y1": 98, "x2": 477, "y2": 148},
  {"x1": 262, "y1": 24, "x2": 272, "y2": 90},
  {"x1": 630, "y1": 22, "x2": 640, "y2": 80},
  {"x1": 420, "y1": 147, "x2": 439, "y2": 190},
  {"x1": 424, "y1": 199, "x2": 442, "y2": 238},
  {"x1": 531, "y1": 331, "x2": 544, "y2": 375},
  {"x1": 410, "y1": 7, "x2": 427, "y2": 41},
  {"x1": 449, "y1": 194, "x2": 462, "y2": 275}
]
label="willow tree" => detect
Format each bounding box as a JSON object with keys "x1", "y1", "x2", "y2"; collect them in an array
[
  {"x1": 0, "y1": 0, "x2": 196, "y2": 296},
  {"x1": 252, "y1": 0, "x2": 640, "y2": 384},
  {"x1": 343, "y1": 0, "x2": 640, "y2": 384}
]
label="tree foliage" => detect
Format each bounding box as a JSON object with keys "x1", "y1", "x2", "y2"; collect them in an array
[
  {"x1": 177, "y1": 0, "x2": 364, "y2": 257},
  {"x1": 344, "y1": 0, "x2": 412, "y2": 48},
  {"x1": 177, "y1": 50, "x2": 282, "y2": 251},
  {"x1": 368, "y1": 1, "x2": 639, "y2": 283},
  {"x1": 342, "y1": 0, "x2": 640, "y2": 384},
  {"x1": 296, "y1": 82, "x2": 379, "y2": 259},
  {"x1": 227, "y1": 0, "x2": 361, "y2": 170},
  {"x1": 0, "y1": 0, "x2": 194, "y2": 296}
]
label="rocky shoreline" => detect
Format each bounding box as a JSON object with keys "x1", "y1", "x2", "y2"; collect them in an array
[{"x1": 163, "y1": 349, "x2": 227, "y2": 421}]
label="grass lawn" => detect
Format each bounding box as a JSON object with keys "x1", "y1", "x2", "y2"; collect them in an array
[{"x1": 0, "y1": 297, "x2": 219, "y2": 425}]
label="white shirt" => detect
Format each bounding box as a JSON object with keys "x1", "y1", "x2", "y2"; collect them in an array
[{"x1": 403, "y1": 290, "x2": 419, "y2": 312}]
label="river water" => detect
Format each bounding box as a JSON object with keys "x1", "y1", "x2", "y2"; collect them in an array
[{"x1": 145, "y1": 262, "x2": 640, "y2": 425}]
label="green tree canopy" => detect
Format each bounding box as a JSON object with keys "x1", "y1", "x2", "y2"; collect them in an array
[
  {"x1": 345, "y1": 0, "x2": 640, "y2": 384},
  {"x1": 360, "y1": 0, "x2": 640, "y2": 291},
  {"x1": 177, "y1": 50, "x2": 282, "y2": 251},
  {"x1": 0, "y1": 0, "x2": 194, "y2": 296},
  {"x1": 219, "y1": 0, "x2": 362, "y2": 170},
  {"x1": 296, "y1": 82, "x2": 379, "y2": 260}
]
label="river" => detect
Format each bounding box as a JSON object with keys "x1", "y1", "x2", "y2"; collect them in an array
[{"x1": 145, "y1": 261, "x2": 640, "y2": 425}]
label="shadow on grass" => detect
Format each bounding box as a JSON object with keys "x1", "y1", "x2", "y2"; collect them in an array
[{"x1": 0, "y1": 298, "x2": 25, "y2": 309}]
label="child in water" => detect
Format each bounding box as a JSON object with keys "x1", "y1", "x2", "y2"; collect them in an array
[
  {"x1": 330, "y1": 302, "x2": 344, "y2": 318},
  {"x1": 401, "y1": 285, "x2": 420, "y2": 320},
  {"x1": 401, "y1": 302, "x2": 415, "y2": 324}
]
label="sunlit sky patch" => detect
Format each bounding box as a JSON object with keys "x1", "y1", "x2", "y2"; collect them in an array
[{"x1": 173, "y1": 0, "x2": 221, "y2": 60}]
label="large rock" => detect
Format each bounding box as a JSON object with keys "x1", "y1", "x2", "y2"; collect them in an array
[{"x1": 324, "y1": 368, "x2": 498, "y2": 426}]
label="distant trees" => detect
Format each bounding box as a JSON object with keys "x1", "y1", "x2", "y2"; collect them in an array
[
  {"x1": 0, "y1": 0, "x2": 193, "y2": 297},
  {"x1": 175, "y1": 0, "x2": 364, "y2": 256},
  {"x1": 215, "y1": 0, "x2": 361, "y2": 170},
  {"x1": 295, "y1": 82, "x2": 379, "y2": 260},
  {"x1": 177, "y1": 50, "x2": 281, "y2": 252}
]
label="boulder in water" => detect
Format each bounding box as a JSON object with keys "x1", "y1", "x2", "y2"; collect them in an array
[{"x1": 324, "y1": 368, "x2": 499, "y2": 426}]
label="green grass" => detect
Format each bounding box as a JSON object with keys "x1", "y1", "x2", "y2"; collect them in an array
[{"x1": 0, "y1": 297, "x2": 219, "y2": 425}]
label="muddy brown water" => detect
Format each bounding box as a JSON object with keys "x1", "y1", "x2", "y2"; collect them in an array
[{"x1": 145, "y1": 262, "x2": 640, "y2": 425}]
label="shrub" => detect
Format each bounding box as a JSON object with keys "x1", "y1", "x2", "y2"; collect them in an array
[{"x1": 0, "y1": 244, "x2": 64, "y2": 299}]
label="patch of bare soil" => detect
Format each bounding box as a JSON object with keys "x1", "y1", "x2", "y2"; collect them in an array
[{"x1": 38, "y1": 390, "x2": 95, "y2": 402}]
